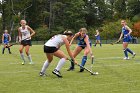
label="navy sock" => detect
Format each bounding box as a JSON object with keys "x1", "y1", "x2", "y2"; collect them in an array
[
  {"x1": 8, "y1": 48, "x2": 11, "y2": 53},
  {"x1": 100, "y1": 43, "x2": 102, "y2": 46},
  {"x1": 126, "y1": 48, "x2": 133, "y2": 55},
  {"x1": 124, "y1": 49, "x2": 128, "y2": 57},
  {"x1": 2, "y1": 48, "x2": 5, "y2": 54},
  {"x1": 81, "y1": 56, "x2": 87, "y2": 69},
  {"x1": 70, "y1": 59, "x2": 74, "y2": 68}
]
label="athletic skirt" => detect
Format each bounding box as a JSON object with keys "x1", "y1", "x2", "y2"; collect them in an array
[
  {"x1": 123, "y1": 35, "x2": 132, "y2": 42},
  {"x1": 21, "y1": 40, "x2": 32, "y2": 46},
  {"x1": 44, "y1": 45, "x2": 58, "y2": 53}
]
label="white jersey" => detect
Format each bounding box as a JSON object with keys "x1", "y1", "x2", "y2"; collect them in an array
[
  {"x1": 19, "y1": 26, "x2": 31, "y2": 40},
  {"x1": 45, "y1": 35, "x2": 67, "y2": 48}
]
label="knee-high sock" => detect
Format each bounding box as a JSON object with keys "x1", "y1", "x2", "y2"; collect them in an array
[
  {"x1": 8, "y1": 47, "x2": 11, "y2": 53},
  {"x1": 126, "y1": 48, "x2": 133, "y2": 55},
  {"x1": 41, "y1": 60, "x2": 50, "y2": 73},
  {"x1": 81, "y1": 56, "x2": 87, "y2": 68},
  {"x1": 2, "y1": 47, "x2": 5, "y2": 53},
  {"x1": 55, "y1": 58, "x2": 66, "y2": 71},
  {"x1": 124, "y1": 49, "x2": 128, "y2": 57},
  {"x1": 28, "y1": 55, "x2": 33, "y2": 63},
  {"x1": 70, "y1": 59, "x2": 74, "y2": 68},
  {"x1": 100, "y1": 43, "x2": 102, "y2": 46},
  {"x1": 20, "y1": 53, "x2": 25, "y2": 62}
]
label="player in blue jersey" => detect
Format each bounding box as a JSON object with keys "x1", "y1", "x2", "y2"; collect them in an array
[
  {"x1": 67, "y1": 28, "x2": 94, "y2": 72},
  {"x1": 2, "y1": 30, "x2": 12, "y2": 54},
  {"x1": 94, "y1": 30, "x2": 102, "y2": 47},
  {"x1": 117, "y1": 20, "x2": 136, "y2": 60}
]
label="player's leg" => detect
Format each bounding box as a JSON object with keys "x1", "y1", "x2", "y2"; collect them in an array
[
  {"x1": 40, "y1": 53, "x2": 53, "y2": 76},
  {"x1": 7, "y1": 43, "x2": 11, "y2": 54},
  {"x1": 94, "y1": 40, "x2": 97, "y2": 46},
  {"x1": 98, "y1": 40, "x2": 102, "y2": 47},
  {"x1": 2, "y1": 44, "x2": 6, "y2": 54},
  {"x1": 67, "y1": 46, "x2": 83, "y2": 71},
  {"x1": 52, "y1": 50, "x2": 68, "y2": 77},
  {"x1": 80, "y1": 46, "x2": 90, "y2": 72},
  {"x1": 25, "y1": 45, "x2": 33, "y2": 64},
  {"x1": 125, "y1": 43, "x2": 136, "y2": 58},
  {"x1": 19, "y1": 45, "x2": 25, "y2": 64},
  {"x1": 123, "y1": 42, "x2": 129, "y2": 60}
]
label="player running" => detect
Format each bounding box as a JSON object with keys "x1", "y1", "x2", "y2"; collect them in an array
[
  {"x1": 18, "y1": 20, "x2": 35, "y2": 65},
  {"x1": 2, "y1": 30, "x2": 12, "y2": 54},
  {"x1": 117, "y1": 20, "x2": 136, "y2": 60},
  {"x1": 94, "y1": 30, "x2": 102, "y2": 47},
  {"x1": 39, "y1": 31, "x2": 77, "y2": 78},
  {"x1": 67, "y1": 28, "x2": 94, "y2": 72}
]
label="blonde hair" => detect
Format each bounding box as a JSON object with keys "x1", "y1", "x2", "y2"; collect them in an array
[
  {"x1": 4, "y1": 30, "x2": 8, "y2": 33},
  {"x1": 20, "y1": 20, "x2": 27, "y2": 24},
  {"x1": 79, "y1": 28, "x2": 87, "y2": 33}
]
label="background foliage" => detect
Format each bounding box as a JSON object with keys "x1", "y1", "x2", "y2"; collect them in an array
[{"x1": 0, "y1": 0, "x2": 140, "y2": 41}]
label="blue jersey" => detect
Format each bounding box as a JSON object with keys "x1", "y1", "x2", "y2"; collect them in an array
[
  {"x1": 122, "y1": 26, "x2": 132, "y2": 42},
  {"x1": 77, "y1": 34, "x2": 91, "y2": 48},
  {"x1": 96, "y1": 35, "x2": 100, "y2": 40},
  {"x1": 3, "y1": 33, "x2": 10, "y2": 44}
]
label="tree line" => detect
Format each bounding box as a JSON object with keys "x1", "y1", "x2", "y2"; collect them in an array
[{"x1": 0, "y1": 0, "x2": 140, "y2": 41}]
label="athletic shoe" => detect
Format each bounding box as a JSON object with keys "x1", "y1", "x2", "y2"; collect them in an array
[
  {"x1": 29, "y1": 62, "x2": 34, "y2": 64},
  {"x1": 39, "y1": 72, "x2": 46, "y2": 76},
  {"x1": 22, "y1": 62, "x2": 25, "y2": 65},
  {"x1": 9, "y1": 52, "x2": 12, "y2": 54},
  {"x1": 52, "y1": 69, "x2": 62, "y2": 78},
  {"x1": 79, "y1": 68, "x2": 84, "y2": 72},
  {"x1": 123, "y1": 57, "x2": 130, "y2": 60},
  {"x1": 67, "y1": 67, "x2": 74, "y2": 71},
  {"x1": 132, "y1": 53, "x2": 136, "y2": 58}
]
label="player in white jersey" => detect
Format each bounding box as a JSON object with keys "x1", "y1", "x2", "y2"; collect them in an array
[
  {"x1": 18, "y1": 20, "x2": 35, "y2": 65},
  {"x1": 40, "y1": 31, "x2": 77, "y2": 78}
]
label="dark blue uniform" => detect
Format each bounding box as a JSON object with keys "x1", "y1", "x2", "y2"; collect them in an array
[
  {"x1": 122, "y1": 26, "x2": 132, "y2": 42},
  {"x1": 96, "y1": 35, "x2": 100, "y2": 40},
  {"x1": 77, "y1": 34, "x2": 91, "y2": 49},
  {"x1": 3, "y1": 33, "x2": 10, "y2": 44}
]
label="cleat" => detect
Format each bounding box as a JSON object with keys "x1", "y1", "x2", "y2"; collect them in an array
[
  {"x1": 67, "y1": 67, "x2": 74, "y2": 71},
  {"x1": 22, "y1": 62, "x2": 25, "y2": 65},
  {"x1": 52, "y1": 69, "x2": 62, "y2": 78},
  {"x1": 79, "y1": 68, "x2": 84, "y2": 72},
  {"x1": 29, "y1": 62, "x2": 34, "y2": 64},
  {"x1": 123, "y1": 57, "x2": 130, "y2": 60},
  {"x1": 132, "y1": 53, "x2": 136, "y2": 58},
  {"x1": 9, "y1": 52, "x2": 12, "y2": 54},
  {"x1": 39, "y1": 72, "x2": 46, "y2": 76}
]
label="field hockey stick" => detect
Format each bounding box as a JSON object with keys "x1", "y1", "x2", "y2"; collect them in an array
[
  {"x1": 91, "y1": 57, "x2": 94, "y2": 73},
  {"x1": 68, "y1": 59, "x2": 98, "y2": 75},
  {"x1": 110, "y1": 37, "x2": 126, "y2": 45}
]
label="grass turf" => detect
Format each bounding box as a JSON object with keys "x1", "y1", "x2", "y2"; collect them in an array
[{"x1": 0, "y1": 44, "x2": 140, "y2": 93}]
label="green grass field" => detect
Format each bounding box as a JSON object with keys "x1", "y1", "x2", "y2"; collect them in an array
[{"x1": 0, "y1": 44, "x2": 140, "y2": 93}]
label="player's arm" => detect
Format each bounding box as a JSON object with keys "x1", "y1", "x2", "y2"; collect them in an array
[
  {"x1": 18, "y1": 28, "x2": 22, "y2": 42},
  {"x1": 9, "y1": 35, "x2": 11, "y2": 42},
  {"x1": 84, "y1": 35, "x2": 94, "y2": 57},
  {"x1": 95, "y1": 32, "x2": 99, "y2": 36},
  {"x1": 27, "y1": 26, "x2": 35, "y2": 38},
  {"x1": 125, "y1": 25, "x2": 132, "y2": 36},
  {"x1": 69, "y1": 32, "x2": 79, "y2": 45},
  {"x1": 118, "y1": 32, "x2": 123, "y2": 42},
  {"x1": 63, "y1": 36, "x2": 77, "y2": 64}
]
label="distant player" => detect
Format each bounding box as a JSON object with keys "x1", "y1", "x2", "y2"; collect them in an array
[
  {"x1": 94, "y1": 30, "x2": 102, "y2": 47},
  {"x1": 117, "y1": 20, "x2": 136, "y2": 60},
  {"x1": 18, "y1": 20, "x2": 35, "y2": 65},
  {"x1": 39, "y1": 31, "x2": 77, "y2": 78},
  {"x1": 67, "y1": 28, "x2": 94, "y2": 72},
  {"x1": 2, "y1": 30, "x2": 12, "y2": 54}
]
